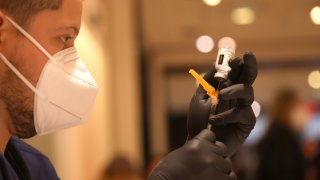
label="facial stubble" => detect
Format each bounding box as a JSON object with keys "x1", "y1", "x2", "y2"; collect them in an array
[{"x1": 0, "y1": 60, "x2": 36, "y2": 138}]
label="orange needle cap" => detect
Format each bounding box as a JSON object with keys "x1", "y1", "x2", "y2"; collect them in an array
[{"x1": 189, "y1": 69, "x2": 219, "y2": 105}]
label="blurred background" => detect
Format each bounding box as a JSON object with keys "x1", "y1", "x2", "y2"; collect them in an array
[{"x1": 25, "y1": 0, "x2": 320, "y2": 179}]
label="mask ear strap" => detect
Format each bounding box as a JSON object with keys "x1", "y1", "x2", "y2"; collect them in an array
[
  {"x1": 6, "y1": 16, "x2": 56, "y2": 62},
  {"x1": 0, "y1": 53, "x2": 46, "y2": 99}
]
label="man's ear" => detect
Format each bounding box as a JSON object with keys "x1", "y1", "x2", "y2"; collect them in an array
[
  {"x1": 0, "y1": 11, "x2": 16, "y2": 52},
  {"x1": 0, "y1": 11, "x2": 6, "y2": 51}
]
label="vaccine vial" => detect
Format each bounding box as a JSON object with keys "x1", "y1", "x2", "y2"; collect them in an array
[
  {"x1": 214, "y1": 48, "x2": 235, "y2": 81},
  {"x1": 214, "y1": 37, "x2": 236, "y2": 82}
]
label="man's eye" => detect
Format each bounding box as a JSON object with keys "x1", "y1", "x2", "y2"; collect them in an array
[{"x1": 60, "y1": 36, "x2": 73, "y2": 44}]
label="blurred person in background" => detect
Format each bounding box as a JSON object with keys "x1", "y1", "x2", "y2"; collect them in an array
[
  {"x1": 0, "y1": 0, "x2": 258, "y2": 179},
  {"x1": 302, "y1": 102, "x2": 320, "y2": 180},
  {"x1": 303, "y1": 140, "x2": 320, "y2": 180},
  {"x1": 100, "y1": 155, "x2": 143, "y2": 180},
  {"x1": 255, "y1": 88, "x2": 309, "y2": 180}
]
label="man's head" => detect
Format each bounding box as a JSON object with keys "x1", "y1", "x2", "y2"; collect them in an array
[
  {"x1": 0, "y1": 0, "x2": 62, "y2": 28},
  {"x1": 270, "y1": 88, "x2": 310, "y2": 133},
  {"x1": 270, "y1": 89, "x2": 299, "y2": 122},
  {"x1": 0, "y1": 0, "x2": 83, "y2": 138}
]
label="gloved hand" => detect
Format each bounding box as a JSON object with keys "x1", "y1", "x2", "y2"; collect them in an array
[
  {"x1": 187, "y1": 52, "x2": 257, "y2": 156},
  {"x1": 148, "y1": 129, "x2": 236, "y2": 180}
]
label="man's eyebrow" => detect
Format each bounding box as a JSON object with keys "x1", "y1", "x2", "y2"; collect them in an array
[
  {"x1": 70, "y1": 26, "x2": 80, "y2": 35},
  {"x1": 56, "y1": 26, "x2": 80, "y2": 35}
]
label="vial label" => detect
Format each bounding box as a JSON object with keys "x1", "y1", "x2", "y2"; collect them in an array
[{"x1": 218, "y1": 54, "x2": 224, "y2": 64}]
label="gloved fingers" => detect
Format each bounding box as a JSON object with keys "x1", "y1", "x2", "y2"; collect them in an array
[
  {"x1": 194, "y1": 66, "x2": 219, "y2": 97},
  {"x1": 190, "y1": 91, "x2": 213, "y2": 107},
  {"x1": 227, "y1": 57, "x2": 243, "y2": 84},
  {"x1": 214, "y1": 122, "x2": 255, "y2": 156},
  {"x1": 227, "y1": 106, "x2": 256, "y2": 125},
  {"x1": 210, "y1": 106, "x2": 256, "y2": 126},
  {"x1": 219, "y1": 84, "x2": 254, "y2": 105},
  {"x1": 212, "y1": 155, "x2": 233, "y2": 175},
  {"x1": 239, "y1": 52, "x2": 257, "y2": 85},
  {"x1": 214, "y1": 98, "x2": 237, "y2": 115},
  {"x1": 194, "y1": 129, "x2": 216, "y2": 142},
  {"x1": 224, "y1": 158, "x2": 234, "y2": 175},
  {"x1": 212, "y1": 125, "x2": 244, "y2": 156},
  {"x1": 209, "y1": 107, "x2": 237, "y2": 125},
  {"x1": 199, "y1": 148, "x2": 232, "y2": 175},
  {"x1": 190, "y1": 130, "x2": 231, "y2": 159},
  {"x1": 193, "y1": 86, "x2": 210, "y2": 101},
  {"x1": 187, "y1": 122, "x2": 209, "y2": 141},
  {"x1": 191, "y1": 131, "x2": 228, "y2": 157},
  {"x1": 229, "y1": 57, "x2": 242, "y2": 70},
  {"x1": 214, "y1": 99, "x2": 229, "y2": 114},
  {"x1": 202, "y1": 65, "x2": 218, "y2": 83},
  {"x1": 209, "y1": 168, "x2": 237, "y2": 180},
  {"x1": 229, "y1": 170, "x2": 237, "y2": 179},
  {"x1": 211, "y1": 108, "x2": 256, "y2": 156},
  {"x1": 214, "y1": 141, "x2": 228, "y2": 157},
  {"x1": 187, "y1": 98, "x2": 213, "y2": 139},
  {"x1": 191, "y1": 140, "x2": 228, "y2": 157}
]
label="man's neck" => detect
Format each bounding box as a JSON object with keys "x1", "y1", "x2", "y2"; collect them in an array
[
  {"x1": 0, "y1": 102, "x2": 12, "y2": 154},
  {"x1": 0, "y1": 129, "x2": 10, "y2": 154}
]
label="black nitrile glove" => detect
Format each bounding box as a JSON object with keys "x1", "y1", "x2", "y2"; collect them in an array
[
  {"x1": 148, "y1": 129, "x2": 236, "y2": 180},
  {"x1": 187, "y1": 52, "x2": 258, "y2": 156}
]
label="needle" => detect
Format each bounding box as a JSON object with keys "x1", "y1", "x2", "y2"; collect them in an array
[{"x1": 207, "y1": 81, "x2": 221, "y2": 130}]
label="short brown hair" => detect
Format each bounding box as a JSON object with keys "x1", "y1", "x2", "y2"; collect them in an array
[{"x1": 0, "y1": 0, "x2": 63, "y2": 28}]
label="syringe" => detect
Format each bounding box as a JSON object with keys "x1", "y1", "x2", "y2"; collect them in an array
[
  {"x1": 189, "y1": 69, "x2": 219, "y2": 130},
  {"x1": 189, "y1": 37, "x2": 236, "y2": 130}
]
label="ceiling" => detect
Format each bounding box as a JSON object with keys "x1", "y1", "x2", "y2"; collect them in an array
[{"x1": 141, "y1": 0, "x2": 320, "y2": 62}]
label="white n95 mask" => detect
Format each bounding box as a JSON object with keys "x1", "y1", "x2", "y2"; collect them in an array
[
  {"x1": 34, "y1": 47, "x2": 98, "y2": 135},
  {"x1": 0, "y1": 16, "x2": 98, "y2": 135}
]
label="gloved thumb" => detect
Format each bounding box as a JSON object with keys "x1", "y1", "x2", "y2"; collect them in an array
[
  {"x1": 239, "y1": 52, "x2": 257, "y2": 85},
  {"x1": 193, "y1": 129, "x2": 229, "y2": 157},
  {"x1": 195, "y1": 129, "x2": 216, "y2": 143}
]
